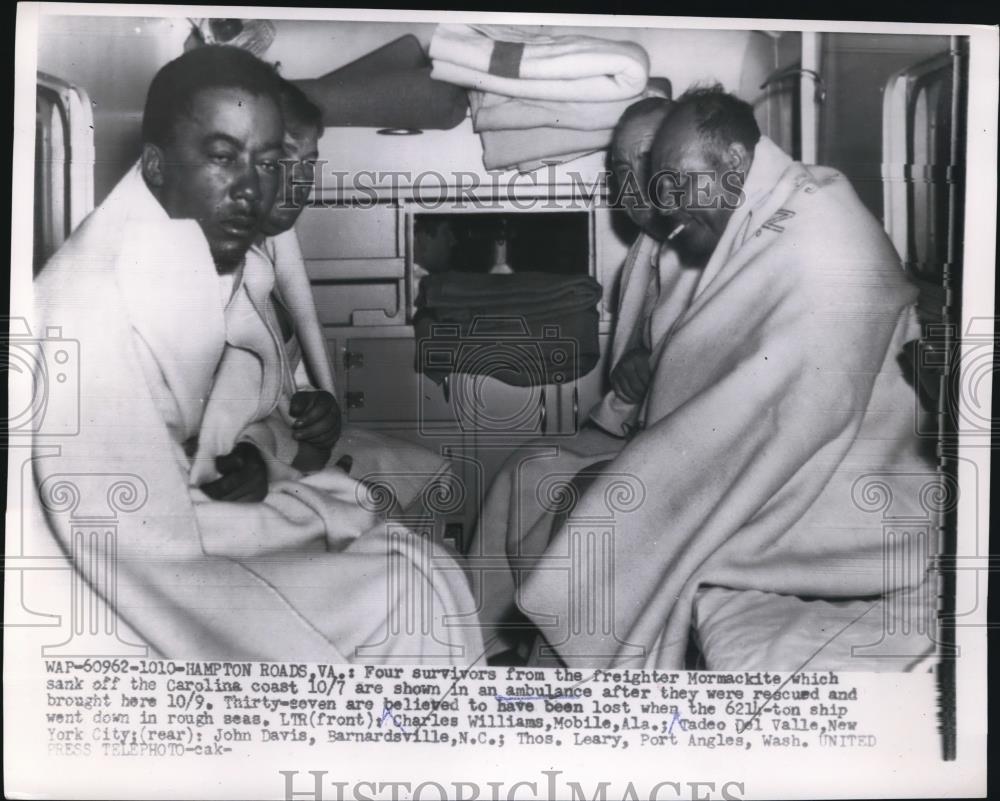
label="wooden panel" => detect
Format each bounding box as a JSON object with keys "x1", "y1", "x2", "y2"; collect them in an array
[
  {"x1": 305, "y1": 258, "x2": 404, "y2": 281},
  {"x1": 312, "y1": 282, "x2": 402, "y2": 327},
  {"x1": 820, "y1": 34, "x2": 952, "y2": 221},
  {"x1": 912, "y1": 278, "x2": 947, "y2": 324},
  {"x1": 314, "y1": 119, "x2": 610, "y2": 200},
  {"x1": 343, "y1": 337, "x2": 455, "y2": 424},
  {"x1": 296, "y1": 204, "x2": 398, "y2": 260},
  {"x1": 341, "y1": 337, "x2": 569, "y2": 438}
]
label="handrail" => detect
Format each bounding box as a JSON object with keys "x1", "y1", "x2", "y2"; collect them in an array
[
  {"x1": 35, "y1": 71, "x2": 95, "y2": 252},
  {"x1": 881, "y1": 51, "x2": 955, "y2": 266}
]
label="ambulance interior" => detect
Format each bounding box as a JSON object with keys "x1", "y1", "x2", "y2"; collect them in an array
[{"x1": 33, "y1": 16, "x2": 966, "y2": 669}]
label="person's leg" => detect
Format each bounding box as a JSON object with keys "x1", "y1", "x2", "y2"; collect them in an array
[
  {"x1": 547, "y1": 458, "x2": 615, "y2": 537},
  {"x1": 464, "y1": 456, "x2": 519, "y2": 657},
  {"x1": 467, "y1": 427, "x2": 626, "y2": 660}
]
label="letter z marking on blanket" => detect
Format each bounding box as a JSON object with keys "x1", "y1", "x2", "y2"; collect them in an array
[{"x1": 761, "y1": 208, "x2": 796, "y2": 233}]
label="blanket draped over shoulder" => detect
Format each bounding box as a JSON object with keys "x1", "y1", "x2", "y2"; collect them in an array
[
  {"x1": 503, "y1": 138, "x2": 935, "y2": 668},
  {"x1": 193, "y1": 229, "x2": 453, "y2": 510},
  {"x1": 590, "y1": 233, "x2": 703, "y2": 438},
  {"x1": 30, "y1": 165, "x2": 482, "y2": 664}
]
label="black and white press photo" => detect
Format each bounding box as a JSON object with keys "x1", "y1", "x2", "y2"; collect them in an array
[{"x1": 5, "y1": 4, "x2": 995, "y2": 799}]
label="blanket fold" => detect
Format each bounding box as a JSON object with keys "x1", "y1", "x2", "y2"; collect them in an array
[
  {"x1": 414, "y1": 272, "x2": 603, "y2": 387},
  {"x1": 469, "y1": 77, "x2": 672, "y2": 132},
  {"x1": 295, "y1": 35, "x2": 468, "y2": 130},
  {"x1": 431, "y1": 24, "x2": 659, "y2": 172},
  {"x1": 475, "y1": 126, "x2": 611, "y2": 172},
  {"x1": 416, "y1": 271, "x2": 603, "y2": 315},
  {"x1": 430, "y1": 24, "x2": 650, "y2": 102},
  {"x1": 589, "y1": 233, "x2": 701, "y2": 437}
]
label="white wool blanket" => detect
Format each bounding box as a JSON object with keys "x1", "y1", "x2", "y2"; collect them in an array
[{"x1": 430, "y1": 23, "x2": 649, "y2": 102}]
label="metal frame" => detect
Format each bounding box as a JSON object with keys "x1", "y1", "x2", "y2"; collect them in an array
[{"x1": 35, "y1": 72, "x2": 95, "y2": 266}]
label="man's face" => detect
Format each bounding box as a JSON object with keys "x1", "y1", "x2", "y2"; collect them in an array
[
  {"x1": 414, "y1": 220, "x2": 458, "y2": 274},
  {"x1": 610, "y1": 109, "x2": 668, "y2": 236},
  {"x1": 151, "y1": 87, "x2": 284, "y2": 271},
  {"x1": 649, "y1": 107, "x2": 748, "y2": 265},
  {"x1": 260, "y1": 126, "x2": 320, "y2": 237}
]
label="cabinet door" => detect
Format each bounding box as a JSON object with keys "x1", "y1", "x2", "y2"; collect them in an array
[
  {"x1": 298, "y1": 203, "x2": 406, "y2": 327},
  {"x1": 341, "y1": 335, "x2": 585, "y2": 440},
  {"x1": 342, "y1": 337, "x2": 454, "y2": 425},
  {"x1": 297, "y1": 204, "x2": 399, "y2": 260},
  {"x1": 312, "y1": 281, "x2": 402, "y2": 327}
]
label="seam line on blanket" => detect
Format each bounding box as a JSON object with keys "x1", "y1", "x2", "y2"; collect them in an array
[
  {"x1": 230, "y1": 557, "x2": 344, "y2": 657},
  {"x1": 734, "y1": 602, "x2": 877, "y2": 734}
]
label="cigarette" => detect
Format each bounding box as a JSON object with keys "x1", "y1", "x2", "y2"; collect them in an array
[{"x1": 667, "y1": 223, "x2": 687, "y2": 241}]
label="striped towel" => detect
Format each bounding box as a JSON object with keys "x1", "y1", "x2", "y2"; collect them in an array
[{"x1": 430, "y1": 23, "x2": 649, "y2": 102}]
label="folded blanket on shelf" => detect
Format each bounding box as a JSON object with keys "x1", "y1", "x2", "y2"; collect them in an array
[
  {"x1": 513, "y1": 151, "x2": 597, "y2": 174},
  {"x1": 295, "y1": 34, "x2": 468, "y2": 130},
  {"x1": 430, "y1": 23, "x2": 649, "y2": 102},
  {"x1": 462, "y1": 66, "x2": 666, "y2": 172},
  {"x1": 470, "y1": 77, "x2": 672, "y2": 132},
  {"x1": 415, "y1": 271, "x2": 603, "y2": 318},
  {"x1": 414, "y1": 272, "x2": 603, "y2": 387},
  {"x1": 478, "y1": 125, "x2": 613, "y2": 171}
]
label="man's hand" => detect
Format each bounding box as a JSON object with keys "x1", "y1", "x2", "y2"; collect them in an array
[
  {"x1": 610, "y1": 346, "x2": 652, "y2": 404},
  {"x1": 200, "y1": 442, "x2": 269, "y2": 502},
  {"x1": 290, "y1": 390, "x2": 342, "y2": 449}
]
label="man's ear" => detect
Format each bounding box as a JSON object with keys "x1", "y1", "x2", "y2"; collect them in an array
[
  {"x1": 141, "y1": 143, "x2": 166, "y2": 190},
  {"x1": 725, "y1": 142, "x2": 751, "y2": 174}
]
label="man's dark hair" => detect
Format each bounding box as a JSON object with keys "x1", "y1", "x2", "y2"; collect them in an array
[
  {"x1": 142, "y1": 45, "x2": 283, "y2": 147},
  {"x1": 673, "y1": 84, "x2": 761, "y2": 156},
  {"x1": 414, "y1": 215, "x2": 453, "y2": 236},
  {"x1": 613, "y1": 96, "x2": 673, "y2": 144},
  {"x1": 281, "y1": 80, "x2": 323, "y2": 137}
]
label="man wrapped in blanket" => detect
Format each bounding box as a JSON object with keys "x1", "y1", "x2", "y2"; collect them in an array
[
  {"x1": 468, "y1": 95, "x2": 680, "y2": 662},
  {"x1": 31, "y1": 46, "x2": 482, "y2": 664},
  {"x1": 196, "y1": 76, "x2": 454, "y2": 512},
  {"x1": 477, "y1": 86, "x2": 936, "y2": 669}
]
